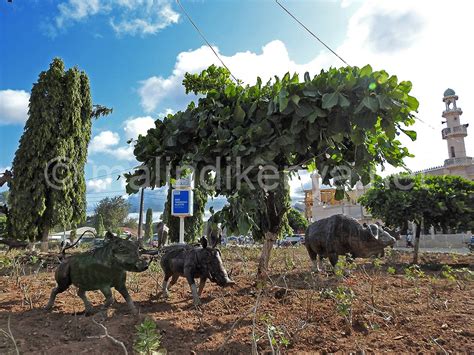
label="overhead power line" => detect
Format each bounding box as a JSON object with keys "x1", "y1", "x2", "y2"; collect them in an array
[
  {"x1": 275, "y1": 0, "x2": 350, "y2": 67},
  {"x1": 85, "y1": 166, "x2": 137, "y2": 181},
  {"x1": 176, "y1": 0, "x2": 239, "y2": 82}
]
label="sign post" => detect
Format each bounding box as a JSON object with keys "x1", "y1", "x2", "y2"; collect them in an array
[{"x1": 171, "y1": 178, "x2": 193, "y2": 244}]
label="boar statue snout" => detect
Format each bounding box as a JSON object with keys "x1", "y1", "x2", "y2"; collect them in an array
[{"x1": 136, "y1": 259, "x2": 149, "y2": 272}]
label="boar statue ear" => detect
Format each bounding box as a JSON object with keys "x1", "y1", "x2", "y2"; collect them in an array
[
  {"x1": 368, "y1": 224, "x2": 379, "y2": 238},
  {"x1": 200, "y1": 236, "x2": 208, "y2": 249}
]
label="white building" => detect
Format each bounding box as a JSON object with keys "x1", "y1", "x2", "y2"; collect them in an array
[
  {"x1": 305, "y1": 89, "x2": 473, "y2": 222},
  {"x1": 418, "y1": 89, "x2": 474, "y2": 179}
]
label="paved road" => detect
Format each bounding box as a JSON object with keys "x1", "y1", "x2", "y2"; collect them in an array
[{"x1": 394, "y1": 246, "x2": 471, "y2": 255}]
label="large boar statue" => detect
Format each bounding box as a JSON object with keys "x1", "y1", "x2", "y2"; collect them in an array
[
  {"x1": 305, "y1": 214, "x2": 396, "y2": 271},
  {"x1": 160, "y1": 237, "x2": 235, "y2": 305},
  {"x1": 45, "y1": 231, "x2": 148, "y2": 315}
]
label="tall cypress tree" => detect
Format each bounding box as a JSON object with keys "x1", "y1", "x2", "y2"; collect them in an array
[
  {"x1": 9, "y1": 58, "x2": 94, "y2": 251},
  {"x1": 95, "y1": 214, "x2": 105, "y2": 237},
  {"x1": 144, "y1": 208, "x2": 153, "y2": 241}
]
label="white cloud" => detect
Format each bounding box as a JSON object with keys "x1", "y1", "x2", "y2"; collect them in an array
[
  {"x1": 87, "y1": 177, "x2": 113, "y2": 192},
  {"x1": 123, "y1": 116, "x2": 155, "y2": 140},
  {"x1": 89, "y1": 130, "x2": 120, "y2": 152},
  {"x1": 113, "y1": 146, "x2": 136, "y2": 161},
  {"x1": 89, "y1": 130, "x2": 136, "y2": 161},
  {"x1": 48, "y1": 0, "x2": 179, "y2": 37},
  {"x1": 0, "y1": 90, "x2": 29, "y2": 126},
  {"x1": 138, "y1": 41, "x2": 302, "y2": 113},
  {"x1": 138, "y1": 0, "x2": 474, "y2": 174}
]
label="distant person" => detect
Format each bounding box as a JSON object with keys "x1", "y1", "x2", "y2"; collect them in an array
[{"x1": 406, "y1": 231, "x2": 414, "y2": 248}]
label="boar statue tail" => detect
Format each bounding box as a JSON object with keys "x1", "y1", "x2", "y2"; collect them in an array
[{"x1": 60, "y1": 230, "x2": 98, "y2": 260}]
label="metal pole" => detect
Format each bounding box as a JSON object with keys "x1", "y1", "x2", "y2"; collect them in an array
[
  {"x1": 137, "y1": 188, "x2": 144, "y2": 241},
  {"x1": 179, "y1": 216, "x2": 185, "y2": 244}
]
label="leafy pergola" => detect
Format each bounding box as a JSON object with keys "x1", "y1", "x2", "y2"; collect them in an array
[{"x1": 126, "y1": 64, "x2": 418, "y2": 279}]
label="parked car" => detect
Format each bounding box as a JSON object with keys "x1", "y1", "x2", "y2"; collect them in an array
[
  {"x1": 278, "y1": 234, "x2": 305, "y2": 247},
  {"x1": 468, "y1": 235, "x2": 474, "y2": 253},
  {"x1": 77, "y1": 236, "x2": 104, "y2": 248}
]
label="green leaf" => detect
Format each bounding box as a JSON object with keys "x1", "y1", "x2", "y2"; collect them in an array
[
  {"x1": 377, "y1": 94, "x2": 392, "y2": 110},
  {"x1": 353, "y1": 114, "x2": 378, "y2": 129},
  {"x1": 248, "y1": 102, "x2": 258, "y2": 118},
  {"x1": 290, "y1": 94, "x2": 300, "y2": 106},
  {"x1": 322, "y1": 92, "x2": 339, "y2": 109},
  {"x1": 406, "y1": 95, "x2": 419, "y2": 111},
  {"x1": 360, "y1": 64, "x2": 373, "y2": 77},
  {"x1": 302, "y1": 89, "x2": 318, "y2": 97},
  {"x1": 279, "y1": 93, "x2": 289, "y2": 112},
  {"x1": 307, "y1": 106, "x2": 327, "y2": 123},
  {"x1": 400, "y1": 128, "x2": 417, "y2": 141},
  {"x1": 338, "y1": 93, "x2": 350, "y2": 108},
  {"x1": 234, "y1": 104, "x2": 246, "y2": 123},
  {"x1": 296, "y1": 102, "x2": 313, "y2": 117},
  {"x1": 307, "y1": 112, "x2": 318, "y2": 123},
  {"x1": 359, "y1": 96, "x2": 379, "y2": 112}
]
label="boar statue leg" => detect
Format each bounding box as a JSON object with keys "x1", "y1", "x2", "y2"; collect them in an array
[
  {"x1": 45, "y1": 263, "x2": 71, "y2": 311},
  {"x1": 162, "y1": 274, "x2": 178, "y2": 298},
  {"x1": 77, "y1": 289, "x2": 95, "y2": 315},
  {"x1": 185, "y1": 274, "x2": 201, "y2": 306},
  {"x1": 100, "y1": 287, "x2": 114, "y2": 308},
  {"x1": 115, "y1": 284, "x2": 138, "y2": 315},
  {"x1": 306, "y1": 246, "x2": 322, "y2": 272},
  {"x1": 329, "y1": 253, "x2": 339, "y2": 267},
  {"x1": 198, "y1": 277, "x2": 207, "y2": 296}
]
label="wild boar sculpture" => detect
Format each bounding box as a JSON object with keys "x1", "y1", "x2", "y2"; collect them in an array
[
  {"x1": 45, "y1": 231, "x2": 148, "y2": 315},
  {"x1": 305, "y1": 214, "x2": 396, "y2": 271},
  {"x1": 160, "y1": 237, "x2": 235, "y2": 305}
]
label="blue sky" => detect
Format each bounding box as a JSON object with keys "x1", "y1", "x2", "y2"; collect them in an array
[{"x1": 1, "y1": 0, "x2": 473, "y2": 214}]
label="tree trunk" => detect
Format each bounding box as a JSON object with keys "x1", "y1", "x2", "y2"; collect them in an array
[
  {"x1": 412, "y1": 222, "x2": 421, "y2": 264},
  {"x1": 40, "y1": 226, "x2": 49, "y2": 252},
  {"x1": 256, "y1": 232, "x2": 278, "y2": 281}
]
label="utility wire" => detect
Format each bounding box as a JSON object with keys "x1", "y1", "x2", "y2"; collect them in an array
[
  {"x1": 85, "y1": 166, "x2": 137, "y2": 181},
  {"x1": 275, "y1": 0, "x2": 350, "y2": 67},
  {"x1": 176, "y1": 0, "x2": 239, "y2": 82}
]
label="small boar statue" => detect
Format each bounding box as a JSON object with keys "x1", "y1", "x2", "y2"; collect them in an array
[
  {"x1": 45, "y1": 231, "x2": 148, "y2": 315},
  {"x1": 160, "y1": 237, "x2": 235, "y2": 305},
  {"x1": 305, "y1": 214, "x2": 396, "y2": 271}
]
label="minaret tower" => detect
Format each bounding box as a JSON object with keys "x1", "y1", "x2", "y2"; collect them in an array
[{"x1": 441, "y1": 88, "x2": 471, "y2": 166}]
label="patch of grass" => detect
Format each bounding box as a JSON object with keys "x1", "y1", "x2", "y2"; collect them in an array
[{"x1": 440, "y1": 265, "x2": 456, "y2": 281}]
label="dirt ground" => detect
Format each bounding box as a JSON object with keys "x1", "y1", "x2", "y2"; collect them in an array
[{"x1": 0, "y1": 246, "x2": 473, "y2": 354}]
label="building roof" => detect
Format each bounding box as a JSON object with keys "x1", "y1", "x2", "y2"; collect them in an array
[{"x1": 444, "y1": 88, "x2": 456, "y2": 97}]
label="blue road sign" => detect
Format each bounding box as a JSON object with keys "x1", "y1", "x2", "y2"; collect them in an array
[{"x1": 171, "y1": 189, "x2": 193, "y2": 216}]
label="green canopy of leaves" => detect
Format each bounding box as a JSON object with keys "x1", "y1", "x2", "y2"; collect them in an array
[
  {"x1": 359, "y1": 174, "x2": 474, "y2": 232},
  {"x1": 126, "y1": 64, "x2": 418, "y2": 242},
  {"x1": 94, "y1": 196, "x2": 130, "y2": 232},
  {"x1": 287, "y1": 208, "x2": 309, "y2": 233}
]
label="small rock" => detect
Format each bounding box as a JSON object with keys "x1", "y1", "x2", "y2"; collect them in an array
[
  {"x1": 435, "y1": 337, "x2": 446, "y2": 345},
  {"x1": 274, "y1": 288, "x2": 287, "y2": 299},
  {"x1": 441, "y1": 323, "x2": 448, "y2": 329},
  {"x1": 393, "y1": 335, "x2": 404, "y2": 340}
]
